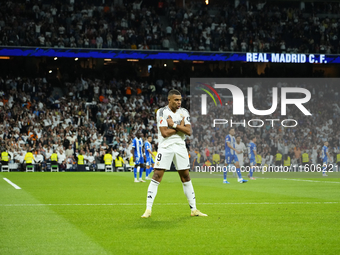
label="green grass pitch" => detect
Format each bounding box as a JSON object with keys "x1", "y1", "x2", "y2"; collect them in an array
[{"x1": 1, "y1": 171, "x2": 339, "y2": 255}]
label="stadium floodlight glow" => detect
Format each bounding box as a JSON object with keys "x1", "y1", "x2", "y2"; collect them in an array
[
  {"x1": 127, "y1": 59, "x2": 139, "y2": 62},
  {"x1": 54, "y1": 57, "x2": 57, "y2": 60},
  {"x1": 75, "y1": 58, "x2": 78, "y2": 61},
  {"x1": 104, "y1": 58, "x2": 112, "y2": 61},
  {"x1": 49, "y1": 70, "x2": 52, "y2": 73},
  {"x1": 193, "y1": 61, "x2": 204, "y2": 63},
  {"x1": 164, "y1": 64, "x2": 167, "y2": 67},
  {"x1": 0, "y1": 56, "x2": 10, "y2": 59},
  {"x1": 173, "y1": 60, "x2": 179, "y2": 63}
]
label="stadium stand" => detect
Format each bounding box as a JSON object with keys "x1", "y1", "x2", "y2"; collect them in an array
[
  {"x1": 0, "y1": 0, "x2": 166, "y2": 50},
  {"x1": 0, "y1": 0, "x2": 339, "y2": 52},
  {"x1": 0, "y1": 74, "x2": 190, "y2": 171},
  {"x1": 168, "y1": 1, "x2": 340, "y2": 53},
  {"x1": 0, "y1": 74, "x2": 339, "y2": 172}
]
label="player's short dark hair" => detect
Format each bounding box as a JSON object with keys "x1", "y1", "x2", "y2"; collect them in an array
[
  {"x1": 168, "y1": 89, "x2": 181, "y2": 97},
  {"x1": 236, "y1": 135, "x2": 241, "y2": 139},
  {"x1": 229, "y1": 127, "x2": 235, "y2": 132},
  {"x1": 147, "y1": 135, "x2": 152, "y2": 139},
  {"x1": 250, "y1": 135, "x2": 255, "y2": 140}
]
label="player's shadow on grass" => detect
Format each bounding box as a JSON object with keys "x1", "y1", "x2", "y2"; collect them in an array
[{"x1": 136, "y1": 216, "x2": 190, "y2": 229}]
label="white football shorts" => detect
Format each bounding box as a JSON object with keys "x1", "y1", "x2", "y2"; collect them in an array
[{"x1": 154, "y1": 143, "x2": 190, "y2": 170}]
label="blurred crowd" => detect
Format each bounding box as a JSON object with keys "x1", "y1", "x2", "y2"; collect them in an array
[
  {"x1": 189, "y1": 81, "x2": 340, "y2": 168},
  {"x1": 1, "y1": 75, "x2": 340, "y2": 171},
  {"x1": 1, "y1": 0, "x2": 340, "y2": 53},
  {"x1": 0, "y1": 74, "x2": 190, "y2": 171},
  {"x1": 0, "y1": 0, "x2": 168, "y2": 50},
  {"x1": 170, "y1": 1, "x2": 340, "y2": 53}
]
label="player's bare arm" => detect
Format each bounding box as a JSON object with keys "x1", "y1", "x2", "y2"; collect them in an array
[
  {"x1": 166, "y1": 115, "x2": 191, "y2": 136},
  {"x1": 159, "y1": 126, "x2": 177, "y2": 138},
  {"x1": 166, "y1": 115, "x2": 175, "y2": 126},
  {"x1": 176, "y1": 124, "x2": 191, "y2": 136},
  {"x1": 227, "y1": 142, "x2": 241, "y2": 154},
  {"x1": 175, "y1": 117, "x2": 191, "y2": 136}
]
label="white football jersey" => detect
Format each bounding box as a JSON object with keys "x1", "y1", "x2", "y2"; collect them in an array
[
  {"x1": 235, "y1": 142, "x2": 246, "y2": 160},
  {"x1": 157, "y1": 106, "x2": 190, "y2": 148}
]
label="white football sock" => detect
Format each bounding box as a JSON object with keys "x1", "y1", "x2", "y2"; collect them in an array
[
  {"x1": 182, "y1": 180, "x2": 197, "y2": 211},
  {"x1": 146, "y1": 179, "x2": 159, "y2": 210}
]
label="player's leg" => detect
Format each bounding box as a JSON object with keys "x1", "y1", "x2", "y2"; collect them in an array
[
  {"x1": 238, "y1": 158, "x2": 244, "y2": 177},
  {"x1": 223, "y1": 155, "x2": 230, "y2": 184},
  {"x1": 174, "y1": 146, "x2": 207, "y2": 216},
  {"x1": 322, "y1": 161, "x2": 328, "y2": 176},
  {"x1": 142, "y1": 148, "x2": 172, "y2": 218},
  {"x1": 234, "y1": 161, "x2": 242, "y2": 179},
  {"x1": 232, "y1": 162, "x2": 236, "y2": 177},
  {"x1": 247, "y1": 161, "x2": 251, "y2": 178},
  {"x1": 133, "y1": 158, "x2": 139, "y2": 182},
  {"x1": 145, "y1": 165, "x2": 150, "y2": 180},
  {"x1": 224, "y1": 163, "x2": 231, "y2": 183},
  {"x1": 134, "y1": 164, "x2": 140, "y2": 182},
  {"x1": 145, "y1": 158, "x2": 152, "y2": 180},
  {"x1": 150, "y1": 157, "x2": 154, "y2": 175},
  {"x1": 234, "y1": 156, "x2": 247, "y2": 183},
  {"x1": 248, "y1": 160, "x2": 256, "y2": 180},
  {"x1": 139, "y1": 156, "x2": 145, "y2": 181},
  {"x1": 139, "y1": 163, "x2": 146, "y2": 182},
  {"x1": 177, "y1": 169, "x2": 195, "y2": 210},
  {"x1": 146, "y1": 162, "x2": 154, "y2": 180},
  {"x1": 249, "y1": 164, "x2": 256, "y2": 180},
  {"x1": 145, "y1": 160, "x2": 149, "y2": 178},
  {"x1": 177, "y1": 169, "x2": 207, "y2": 216},
  {"x1": 150, "y1": 162, "x2": 154, "y2": 174},
  {"x1": 142, "y1": 168, "x2": 165, "y2": 218}
]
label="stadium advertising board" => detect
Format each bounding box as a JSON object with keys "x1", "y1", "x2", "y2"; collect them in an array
[
  {"x1": 246, "y1": 53, "x2": 328, "y2": 63},
  {"x1": 0, "y1": 47, "x2": 340, "y2": 63}
]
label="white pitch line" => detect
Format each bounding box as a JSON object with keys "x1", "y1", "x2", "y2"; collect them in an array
[
  {"x1": 205, "y1": 174, "x2": 340, "y2": 184},
  {"x1": 0, "y1": 201, "x2": 338, "y2": 207},
  {"x1": 3, "y1": 178, "x2": 21, "y2": 189},
  {"x1": 273, "y1": 178, "x2": 340, "y2": 184}
]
